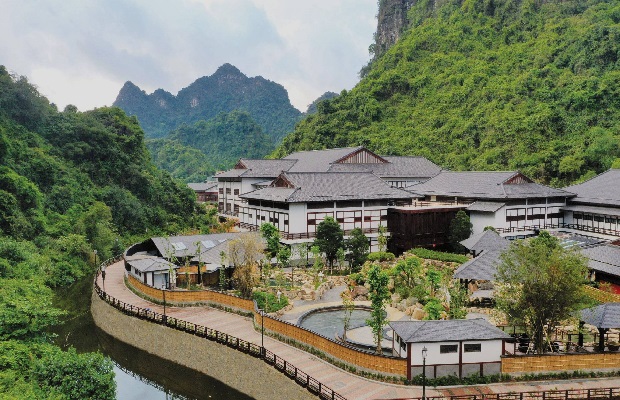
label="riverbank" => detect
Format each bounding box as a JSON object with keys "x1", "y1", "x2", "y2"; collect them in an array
[{"x1": 91, "y1": 289, "x2": 315, "y2": 400}]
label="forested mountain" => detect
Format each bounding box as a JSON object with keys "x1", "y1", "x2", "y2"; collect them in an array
[
  {"x1": 0, "y1": 66, "x2": 223, "y2": 398},
  {"x1": 113, "y1": 63, "x2": 302, "y2": 143},
  {"x1": 305, "y1": 91, "x2": 339, "y2": 114},
  {"x1": 275, "y1": 0, "x2": 620, "y2": 187},
  {"x1": 148, "y1": 111, "x2": 275, "y2": 182}
]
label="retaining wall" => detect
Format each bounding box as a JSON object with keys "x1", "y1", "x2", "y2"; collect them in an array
[
  {"x1": 502, "y1": 352, "x2": 620, "y2": 374},
  {"x1": 255, "y1": 312, "x2": 408, "y2": 376},
  {"x1": 91, "y1": 290, "x2": 314, "y2": 400},
  {"x1": 128, "y1": 274, "x2": 254, "y2": 311}
]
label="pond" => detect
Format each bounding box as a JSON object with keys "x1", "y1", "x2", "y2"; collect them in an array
[
  {"x1": 297, "y1": 306, "x2": 372, "y2": 340},
  {"x1": 51, "y1": 273, "x2": 252, "y2": 400}
]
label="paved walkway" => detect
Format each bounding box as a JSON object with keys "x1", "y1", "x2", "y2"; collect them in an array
[{"x1": 97, "y1": 261, "x2": 620, "y2": 400}]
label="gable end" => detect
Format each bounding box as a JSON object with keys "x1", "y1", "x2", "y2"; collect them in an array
[{"x1": 335, "y1": 148, "x2": 388, "y2": 164}]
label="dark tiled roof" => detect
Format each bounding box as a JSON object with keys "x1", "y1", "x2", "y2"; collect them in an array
[
  {"x1": 187, "y1": 182, "x2": 218, "y2": 192},
  {"x1": 467, "y1": 201, "x2": 506, "y2": 212},
  {"x1": 151, "y1": 233, "x2": 241, "y2": 259},
  {"x1": 460, "y1": 230, "x2": 510, "y2": 253},
  {"x1": 214, "y1": 159, "x2": 296, "y2": 179},
  {"x1": 408, "y1": 171, "x2": 573, "y2": 199},
  {"x1": 237, "y1": 159, "x2": 297, "y2": 178},
  {"x1": 390, "y1": 319, "x2": 510, "y2": 343},
  {"x1": 561, "y1": 205, "x2": 620, "y2": 217},
  {"x1": 126, "y1": 257, "x2": 177, "y2": 273},
  {"x1": 327, "y1": 156, "x2": 441, "y2": 179},
  {"x1": 580, "y1": 303, "x2": 620, "y2": 329},
  {"x1": 582, "y1": 244, "x2": 620, "y2": 276},
  {"x1": 241, "y1": 172, "x2": 415, "y2": 203},
  {"x1": 565, "y1": 169, "x2": 620, "y2": 207},
  {"x1": 284, "y1": 146, "x2": 366, "y2": 172},
  {"x1": 453, "y1": 250, "x2": 503, "y2": 281}
]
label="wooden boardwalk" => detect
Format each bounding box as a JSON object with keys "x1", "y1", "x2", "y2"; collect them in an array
[{"x1": 97, "y1": 261, "x2": 620, "y2": 400}]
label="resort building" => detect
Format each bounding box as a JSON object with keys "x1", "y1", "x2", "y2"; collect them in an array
[
  {"x1": 187, "y1": 181, "x2": 218, "y2": 203},
  {"x1": 215, "y1": 146, "x2": 441, "y2": 217},
  {"x1": 238, "y1": 171, "x2": 415, "y2": 251},
  {"x1": 562, "y1": 169, "x2": 620, "y2": 237},
  {"x1": 390, "y1": 319, "x2": 510, "y2": 379},
  {"x1": 405, "y1": 171, "x2": 574, "y2": 238}
]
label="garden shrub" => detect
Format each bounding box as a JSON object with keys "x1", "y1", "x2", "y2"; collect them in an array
[{"x1": 253, "y1": 290, "x2": 288, "y2": 312}]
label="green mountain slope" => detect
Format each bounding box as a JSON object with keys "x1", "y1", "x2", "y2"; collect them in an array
[
  {"x1": 275, "y1": 0, "x2": 620, "y2": 186},
  {"x1": 146, "y1": 110, "x2": 274, "y2": 181},
  {"x1": 114, "y1": 63, "x2": 302, "y2": 143}
]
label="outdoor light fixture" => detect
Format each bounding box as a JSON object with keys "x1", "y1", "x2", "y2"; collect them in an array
[
  {"x1": 422, "y1": 346, "x2": 428, "y2": 400},
  {"x1": 161, "y1": 283, "x2": 167, "y2": 325}
]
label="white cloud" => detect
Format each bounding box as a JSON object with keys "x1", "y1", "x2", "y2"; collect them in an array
[{"x1": 0, "y1": 0, "x2": 376, "y2": 112}]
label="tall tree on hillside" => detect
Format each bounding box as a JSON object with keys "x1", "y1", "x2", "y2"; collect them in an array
[
  {"x1": 314, "y1": 216, "x2": 344, "y2": 272},
  {"x1": 495, "y1": 231, "x2": 589, "y2": 353}
]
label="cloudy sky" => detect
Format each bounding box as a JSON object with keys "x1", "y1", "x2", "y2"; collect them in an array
[{"x1": 1, "y1": 0, "x2": 377, "y2": 112}]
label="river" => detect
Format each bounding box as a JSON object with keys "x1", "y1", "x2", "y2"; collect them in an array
[{"x1": 52, "y1": 273, "x2": 253, "y2": 400}]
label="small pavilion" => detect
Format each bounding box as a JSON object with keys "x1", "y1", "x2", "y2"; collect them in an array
[{"x1": 580, "y1": 303, "x2": 620, "y2": 350}]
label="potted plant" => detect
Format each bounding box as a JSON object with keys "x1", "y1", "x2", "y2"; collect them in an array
[{"x1": 607, "y1": 341, "x2": 620, "y2": 351}]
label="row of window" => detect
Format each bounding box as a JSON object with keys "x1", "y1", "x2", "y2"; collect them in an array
[{"x1": 440, "y1": 344, "x2": 481, "y2": 353}]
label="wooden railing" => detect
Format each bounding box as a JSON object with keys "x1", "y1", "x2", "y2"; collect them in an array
[
  {"x1": 93, "y1": 271, "x2": 346, "y2": 400},
  {"x1": 406, "y1": 387, "x2": 620, "y2": 400}
]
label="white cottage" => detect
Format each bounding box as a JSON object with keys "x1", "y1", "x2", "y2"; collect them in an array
[{"x1": 390, "y1": 319, "x2": 510, "y2": 380}]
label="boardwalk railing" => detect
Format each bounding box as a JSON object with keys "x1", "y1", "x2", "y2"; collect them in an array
[
  {"x1": 407, "y1": 387, "x2": 620, "y2": 400},
  {"x1": 93, "y1": 271, "x2": 346, "y2": 400}
]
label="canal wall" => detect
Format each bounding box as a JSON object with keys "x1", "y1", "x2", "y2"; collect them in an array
[{"x1": 91, "y1": 291, "x2": 315, "y2": 400}]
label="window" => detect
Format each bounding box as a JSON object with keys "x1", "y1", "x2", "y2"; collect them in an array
[
  {"x1": 439, "y1": 344, "x2": 458, "y2": 354},
  {"x1": 226, "y1": 188, "x2": 231, "y2": 194},
  {"x1": 219, "y1": 188, "x2": 224, "y2": 194},
  {"x1": 464, "y1": 344, "x2": 481, "y2": 352},
  {"x1": 233, "y1": 189, "x2": 239, "y2": 196}
]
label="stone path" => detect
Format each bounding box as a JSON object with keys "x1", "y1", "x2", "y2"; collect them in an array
[{"x1": 97, "y1": 261, "x2": 620, "y2": 400}]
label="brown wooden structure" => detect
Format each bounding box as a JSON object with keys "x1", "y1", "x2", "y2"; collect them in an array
[{"x1": 387, "y1": 206, "x2": 466, "y2": 254}]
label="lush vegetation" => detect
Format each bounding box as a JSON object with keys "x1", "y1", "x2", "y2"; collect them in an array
[
  {"x1": 149, "y1": 110, "x2": 275, "y2": 181},
  {"x1": 275, "y1": 0, "x2": 620, "y2": 186},
  {"x1": 0, "y1": 65, "x2": 229, "y2": 398},
  {"x1": 407, "y1": 248, "x2": 469, "y2": 264},
  {"x1": 495, "y1": 231, "x2": 590, "y2": 353}
]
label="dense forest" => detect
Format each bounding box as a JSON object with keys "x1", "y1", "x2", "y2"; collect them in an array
[
  {"x1": 0, "y1": 66, "x2": 225, "y2": 398},
  {"x1": 147, "y1": 110, "x2": 275, "y2": 182},
  {"x1": 275, "y1": 0, "x2": 620, "y2": 187}
]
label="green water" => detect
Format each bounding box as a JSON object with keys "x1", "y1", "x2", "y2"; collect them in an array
[{"x1": 52, "y1": 273, "x2": 252, "y2": 400}]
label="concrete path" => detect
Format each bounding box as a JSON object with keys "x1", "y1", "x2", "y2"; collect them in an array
[{"x1": 97, "y1": 261, "x2": 620, "y2": 400}]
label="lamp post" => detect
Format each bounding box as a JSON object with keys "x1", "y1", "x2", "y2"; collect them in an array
[
  {"x1": 161, "y1": 283, "x2": 167, "y2": 325},
  {"x1": 422, "y1": 346, "x2": 428, "y2": 400},
  {"x1": 260, "y1": 308, "x2": 265, "y2": 357},
  {"x1": 101, "y1": 264, "x2": 106, "y2": 293}
]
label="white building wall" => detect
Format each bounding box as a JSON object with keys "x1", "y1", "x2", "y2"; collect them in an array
[
  {"x1": 470, "y1": 212, "x2": 499, "y2": 235},
  {"x1": 408, "y1": 340, "x2": 503, "y2": 366}
]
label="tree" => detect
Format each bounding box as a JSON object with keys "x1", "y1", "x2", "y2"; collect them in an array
[
  {"x1": 0, "y1": 279, "x2": 65, "y2": 341},
  {"x1": 449, "y1": 210, "x2": 472, "y2": 252},
  {"x1": 32, "y1": 346, "x2": 116, "y2": 399},
  {"x1": 495, "y1": 231, "x2": 589, "y2": 353},
  {"x1": 229, "y1": 233, "x2": 263, "y2": 298},
  {"x1": 346, "y1": 228, "x2": 369, "y2": 271},
  {"x1": 340, "y1": 287, "x2": 354, "y2": 341},
  {"x1": 366, "y1": 264, "x2": 390, "y2": 354},
  {"x1": 260, "y1": 222, "x2": 280, "y2": 259},
  {"x1": 377, "y1": 224, "x2": 388, "y2": 253},
  {"x1": 313, "y1": 216, "x2": 344, "y2": 271}
]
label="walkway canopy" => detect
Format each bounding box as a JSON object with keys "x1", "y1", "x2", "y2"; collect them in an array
[{"x1": 580, "y1": 303, "x2": 620, "y2": 349}]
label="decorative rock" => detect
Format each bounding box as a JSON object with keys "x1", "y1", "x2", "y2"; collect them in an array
[{"x1": 411, "y1": 308, "x2": 426, "y2": 320}]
